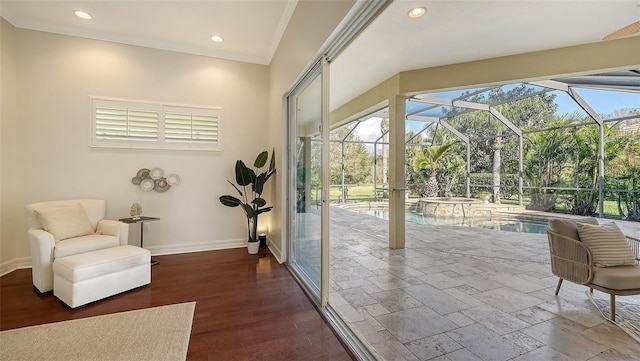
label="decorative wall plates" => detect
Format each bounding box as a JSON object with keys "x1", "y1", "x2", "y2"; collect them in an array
[
  {"x1": 132, "y1": 167, "x2": 179, "y2": 193},
  {"x1": 150, "y1": 168, "x2": 164, "y2": 180},
  {"x1": 137, "y1": 168, "x2": 150, "y2": 178},
  {"x1": 166, "y1": 174, "x2": 180, "y2": 186},
  {"x1": 154, "y1": 178, "x2": 170, "y2": 192},
  {"x1": 140, "y1": 179, "x2": 155, "y2": 192}
]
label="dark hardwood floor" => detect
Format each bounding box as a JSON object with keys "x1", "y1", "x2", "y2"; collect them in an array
[{"x1": 0, "y1": 248, "x2": 355, "y2": 361}]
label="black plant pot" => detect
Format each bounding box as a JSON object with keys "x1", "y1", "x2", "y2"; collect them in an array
[{"x1": 258, "y1": 234, "x2": 267, "y2": 248}]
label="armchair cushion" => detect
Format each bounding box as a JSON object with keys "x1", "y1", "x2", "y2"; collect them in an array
[
  {"x1": 34, "y1": 203, "x2": 94, "y2": 241},
  {"x1": 54, "y1": 234, "x2": 121, "y2": 259},
  {"x1": 592, "y1": 265, "x2": 640, "y2": 290},
  {"x1": 577, "y1": 222, "x2": 637, "y2": 267},
  {"x1": 548, "y1": 217, "x2": 599, "y2": 240}
]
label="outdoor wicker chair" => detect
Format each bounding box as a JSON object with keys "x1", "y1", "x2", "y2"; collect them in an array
[{"x1": 547, "y1": 218, "x2": 640, "y2": 321}]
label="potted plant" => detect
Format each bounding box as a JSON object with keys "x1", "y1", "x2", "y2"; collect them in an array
[{"x1": 219, "y1": 149, "x2": 276, "y2": 254}]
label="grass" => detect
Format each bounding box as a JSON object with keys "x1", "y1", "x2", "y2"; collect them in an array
[
  {"x1": 323, "y1": 184, "x2": 631, "y2": 218},
  {"x1": 328, "y1": 185, "x2": 378, "y2": 202}
]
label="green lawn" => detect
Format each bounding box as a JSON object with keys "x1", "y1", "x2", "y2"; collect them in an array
[
  {"x1": 325, "y1": 184, "x2": 629, "y2": 218},
  {"x1": 328, "y1": 185, "x2": 377, "y2": 202}
]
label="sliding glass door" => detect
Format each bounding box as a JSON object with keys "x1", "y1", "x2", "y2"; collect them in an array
[{"x1": 288, "y1": 62, "x2": 328, "y2": 301}]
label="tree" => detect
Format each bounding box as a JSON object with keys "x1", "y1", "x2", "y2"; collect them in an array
[
  {"x1": 570, "y1": 120, "x2": 635, "y2": 215},
  {"x1": 411, "y1": 142, "x2": 456, "y2": 197},
  {"x1": 610, "y1": 154, "x2": 640, "y2": 220},
  {"x1": 329, "y1": 126, "x2": 373, "y2": 185},
  {"x1": 405, "y1": 135, "x2": 424, "y2": 197},
  {"x1": 522, "y1": 115, "x2": 577, "y2": 210},
  {"x1": 438, "y1": 152, "x2": 466, "y2": 197},
  {"x1": 443, "y1": 85, "x2": 557, "y2": 200}
]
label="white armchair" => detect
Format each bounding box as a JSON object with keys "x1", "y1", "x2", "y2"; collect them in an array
[{"x1": 25, "y1": 199, "x2": 129, "y2": 293}]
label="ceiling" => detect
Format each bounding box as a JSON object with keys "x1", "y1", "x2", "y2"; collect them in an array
[
  {"x1": 0, "y1": 0, "x2": 297, "y2": 64},
  {"x1": 330, "y1": 0, "x2": 640, "y2": 108},
  {"x1": 1, "y1": 0, "x2": 639, "y2": 109}
]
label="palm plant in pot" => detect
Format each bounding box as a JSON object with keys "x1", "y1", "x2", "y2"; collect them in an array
[{"x1": 219, "y1": 149, "x2": 276, "y2": 254}]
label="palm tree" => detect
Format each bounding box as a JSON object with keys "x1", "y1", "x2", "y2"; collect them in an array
[
  {"x1": 439, "y1": 152, "x2": 466, "y2": 197},
  {"x1": 523, "y1": 116, "x2": 576, "y2": 188},
  {"x1": 522, "y1": 115, "x2": 578, "y2": 211},
  {"x1": 412, "y1": 142, "x2": 456, "y2": 197},
  {"x1": 571, "y1": 120, "x2": 632, "y2": 215}
]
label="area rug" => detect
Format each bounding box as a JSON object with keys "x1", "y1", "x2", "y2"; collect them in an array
[
  {"x1": 587, "y1": 291, "x2": 640, "y2": 344},
  {"x1": 0, "y1": 302, "x2": 196, "y2": 361}
]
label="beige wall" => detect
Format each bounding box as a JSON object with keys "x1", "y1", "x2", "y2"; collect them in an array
[
  {"x1": 1, "y1": 17, "x2": 19, "y2": 271},
  {"x1": 0, "y1": 0, "x2": 356, "y2": 272},
  {"x1": 267, "y1": 0, "x2": 355, "y2": 260},
  {"x1": 2, "y1": 23, "x2": 272, "y2": 273}
]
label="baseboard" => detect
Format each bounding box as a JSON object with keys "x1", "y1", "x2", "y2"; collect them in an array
[
  {"x1": 147, "y1": 238, "x2": 247, "y2": 256},
  {"x1": 267, "y1": 237, "x2": 284, "y2": 263},
  {"x1": 0, "y1": 256, "x2": 32, "y2": 277},
  {"x1": 0, "y1": 238, "x2": 250, "y2": 277}
]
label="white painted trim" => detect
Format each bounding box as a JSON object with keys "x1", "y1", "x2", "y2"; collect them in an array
[
  {"x1": 266, "y1": 0, "x2": 298, "y2": 64},
  {"x1": 0, "y1": 257, "x2": 32, "y2": 277},
  {"x1": 147, "y1": 238, "x2": 247, "y2": 256},
  {"x1": 0, "y1": 239, "x2": 251, "y2": 276},
  {"x1": 267, "y1": 237, "x2": 284, "y2": 264}
]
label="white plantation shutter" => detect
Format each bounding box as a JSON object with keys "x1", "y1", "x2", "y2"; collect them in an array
[
  {"x1": 165, "y1": 112, "x2": 219, "y2": 143},
  {"x1": 95, "y1": 107, "x2": 158, "y2": 141},
  {"x1": 91, "y1": 97, "x2": 223, "y2": 151}
]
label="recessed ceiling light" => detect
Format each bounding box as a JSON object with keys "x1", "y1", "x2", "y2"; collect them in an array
[
  {"x1": 74, "y1": 10, "x2": 92, "y2": 20},
  {"x1": 210, "y1": 35, "x2": 224, "y2": 43},
  {"x1": 408, "y1": 7, "x2": 426, "y2": 19}
]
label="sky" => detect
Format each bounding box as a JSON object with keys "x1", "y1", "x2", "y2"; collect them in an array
[{"x1": 557, "y1": 88, "x2": 640, "y2": 118}]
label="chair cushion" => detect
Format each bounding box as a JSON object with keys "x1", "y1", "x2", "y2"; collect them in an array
[
  {"x1": 35, "y1": 203, "x2": 94, "y2": 241},
  {"x1": 592, "y1": 265, "x2": 640, "y2": 290},
  {"x1": 548, "y1": 217, "x2": 599, "y2": 240},
  {"x1": 54, "y1": 234, "x2": 121, "y2": 259},
  {"x1": 577, "y1": 222, "x2": 637, "y2": 267}
]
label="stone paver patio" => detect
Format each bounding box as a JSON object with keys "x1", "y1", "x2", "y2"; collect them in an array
[{"x1": 328, "y1": 206, "x2": 640, "y2": 361}]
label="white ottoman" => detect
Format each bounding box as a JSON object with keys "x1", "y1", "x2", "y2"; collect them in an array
[{"x1": 53, "y1": 245, "x2": 151, "y2": 308}]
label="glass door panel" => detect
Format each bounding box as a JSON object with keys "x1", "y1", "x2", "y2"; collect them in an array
[{"x1": 289, "y1": 69, "x2": 323, "y2": 298}]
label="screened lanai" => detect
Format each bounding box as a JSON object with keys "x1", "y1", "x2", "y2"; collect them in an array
[{"x1": 330, "y1": 69, "x2": 640, "y2": 221}]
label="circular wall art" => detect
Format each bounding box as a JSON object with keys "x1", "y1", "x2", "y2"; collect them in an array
[
  {"x1": 166, "y1": 174, "x2": 180, "y2": 186},
  {"x1": 140, "y1": 178, "x2": 155, "y2": 192},
  {"x1": 154, "y1": 178, "x2": 170, "y2": 192},
  {"x1": 137, "y1": 168, "x2": 150, "y2": 178},
  {"x1": 132, "y1": 167, "x2": 180, "y2": 193},
  {"x1": 150, "y1": 167, "x2": 164, "y2": 180}
]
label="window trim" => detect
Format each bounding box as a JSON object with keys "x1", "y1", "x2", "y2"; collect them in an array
[{"x1": 90, "y1": 96, "x2": 224, "y2": 151}]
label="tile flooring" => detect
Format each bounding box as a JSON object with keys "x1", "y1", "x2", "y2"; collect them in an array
[{"x1": 328, "y1": 207, "x2": 640, "y2": 361}]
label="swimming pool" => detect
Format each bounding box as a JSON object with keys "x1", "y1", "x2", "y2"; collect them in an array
[{"x1": 356, "y1": 208, "x2": 549, "y2": 234}]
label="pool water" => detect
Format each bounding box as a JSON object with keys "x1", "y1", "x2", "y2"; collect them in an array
[
  {"x1": 484, "y1": 219, "x2": 548, "y2": 234},
  {"x1": 357, "y1": 209, "x2": 549, "y2": 234}
]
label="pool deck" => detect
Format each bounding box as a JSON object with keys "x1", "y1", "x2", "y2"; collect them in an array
[{"x1": 328, "y1": 206, "x2": 640, "y2": 361}]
